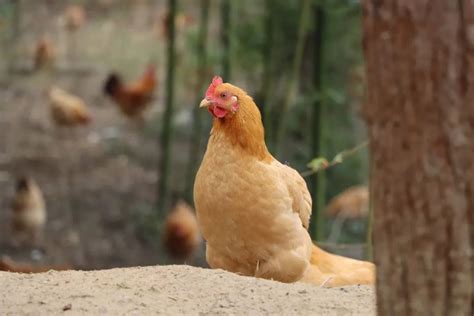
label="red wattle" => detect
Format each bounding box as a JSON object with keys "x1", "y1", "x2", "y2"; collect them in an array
[{"x1": 212, "y1": 106, "x2": 228, "y2": 118}]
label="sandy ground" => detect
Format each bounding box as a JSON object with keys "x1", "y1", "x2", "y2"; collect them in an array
[{"x1": 0, "y1": 265, "x2": 375, "y2": 315}]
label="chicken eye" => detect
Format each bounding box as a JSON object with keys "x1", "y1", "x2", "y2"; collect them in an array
[{"x1": 220, "y1": 92, "x2": 228, "y2": 99}]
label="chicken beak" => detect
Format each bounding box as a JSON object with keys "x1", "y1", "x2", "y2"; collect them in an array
[{"x1": 199, "y1": 98, "x2": 212, "y2": 108}]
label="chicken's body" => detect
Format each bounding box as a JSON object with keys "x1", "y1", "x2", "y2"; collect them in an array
[
  {"x1": 163, "y1": 200, "x2": 201, "y2": 260},
  {"x1": 302, "y1": 245, "x2": 375, "y2": 286},
  {"x1": 0, "y1": 256, "x2": 71, "y2": 273},
  {"x1": 196, "y1": 137, "x2": 313, "y2": 282},
  {"x1": 158, "y1": 11, "x2": 195, "y2": 39},
  {"x1": 34, "y1": 37, "x2": 55, "y2": 70},
  {"x1": 49, "y1": 87, "x2": 91, "y2": 126},
  {"x1": 326, "y1": 185, "x2": 369, "y2": 219},
  {"x1": 11, "y1": 177, "x2": 46, "y2": 246},
  {"x1": 103, "y1": 66, "x2": 157, "y2": 120},
  {"x1": 64, "y1": 4, "x2": 86, "y2": 31},
  {"x1": 194, "y1": 76, "x2": 374, "y2": 286},
  {"x1": 325, "y1": 185, "x2": 370, "y2": 243}
]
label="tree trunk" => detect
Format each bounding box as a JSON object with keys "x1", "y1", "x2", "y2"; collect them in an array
[
  {"x1": 363, "y1": 1, "x2": 473, "y2": 315},
  {"x1": 309, "y1": 0, "x2": 326, "y2": 241},
  {"x1": 157, "y1": 0, "x2": 177, "y2": 216},
  {"x1": 184, "y1": 0, "x2": 210, "y2": 202}
]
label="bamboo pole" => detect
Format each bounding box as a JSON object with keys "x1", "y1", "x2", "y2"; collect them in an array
[
  {"x1": 220, "y1": 0, "x2": 231, "y2": 80},
  {"x1": 273, "y1": 0, "x2": 311, "y2": 155},
  {"x1": 261, "y1": 0, "x2": 275, "y2": 142},
  {"x1": 7, "y1": 0, "x2": 21, "y2": 67},
  {"x1": 184, "y1": 0, "x2": 210, "y2": 202},
  {"x1": 308, "y1": 1, "x2": 326, "y2": 241},
  {"x1": 157, "y1": 0, "x2": 177, "y2": 216}
]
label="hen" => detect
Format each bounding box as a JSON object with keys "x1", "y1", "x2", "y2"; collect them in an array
[
  {"x1": 163, "y1": 200, "x2": 201, "y2": 260},
  {"x1": 326, "y1": 185, "x2": 369, "y2": 219},
  {"x1": 11, "y1": 177, "x2": 47, "y2": 247},
  {"x1": 64, "y1": 4, "x2": 86, "y2": 31},
  {"x1": 325, "y1": 185, "x2": 370, "y2": 243},
  {"x1": 34, "y1": 37, "x2": 55, "y2": 70},
  {"x1": 103, "y1": 65, "x2": 157, "y2": 121},
  {"x1": 49, "y1": 86, "x2": 91, "y2": 126},
  {"x1": 158, "y1": 11, "x2": 195, "y2": 39},
  {"x1": 194, "y1": 76, "x2": 375, "y2": 286},
  {"x1": 0, "y1": 256, "x2": 72, "y2": 273}
]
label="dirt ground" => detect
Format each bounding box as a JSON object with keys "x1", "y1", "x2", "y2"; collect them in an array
[{"x1": 0, "y1": 265, "x2": 375, "y2": 315}]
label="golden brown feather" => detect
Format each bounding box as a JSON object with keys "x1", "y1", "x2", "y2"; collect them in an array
[
  {"x1": 163, "y1": 200, "x2": 201, "y2": 260},
  {"x1": 49, "y1": 86, "x2": 91, "y2": 126},
  {"x1": 325, "y1": 185, "x2": 369, "y2": 219},
  {"x1": 64, "y1": 4, "x2": 86, "y2": 31},
  {"x1": 11, "y1": 177, "x2": 46, "y2": 246},
  {"x1": 34, "y1": 37, "x2": 55, "y2": 70}
]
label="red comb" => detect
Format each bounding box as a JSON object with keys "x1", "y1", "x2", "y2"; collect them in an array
[{"x1": 205, "y1": 76, "x2": 223, "y2": 98}]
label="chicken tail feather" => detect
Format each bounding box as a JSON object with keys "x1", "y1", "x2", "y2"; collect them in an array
[
  {"x1": 300, "y1": 244, "x2": 375, "y2": 287},
  {"x1": 103, "y1": 73, "x2": 122, "y2": 96}
]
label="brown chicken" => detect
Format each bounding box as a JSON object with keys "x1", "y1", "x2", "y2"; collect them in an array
[
  {"x1": 0, "y1": 256, "x2": 72, "y2": 273},
  {"x1": 325, "y1": 185, "x2": 370, "y2": 243},
  {"x1": 49, "y1": 86, "x2": 91, "y2": 126},
  {"x1": 103, "y1": 65, "x2": 157, "y2": 120},
  {"x1": 163, "y1": 200, "x2": 201, "y2": 260},
  {"x1": 326, "y1": 185, "x2": 369, "y2": 219},
  {"x1": 194, "y1": 76, "x2": 375, "y2": 287},
  {"x1": 34, "y1": 37, "x2": 55, "y2": 70},
  {"x1": 157, "y1": 11, "x2": 195, "y2": 39},
  {"x1": 11, "y1": 177, "x2": 46, "y2": 247},
  {"x1": 64, "y1": 4, "x2": 86, "y2": 31}
]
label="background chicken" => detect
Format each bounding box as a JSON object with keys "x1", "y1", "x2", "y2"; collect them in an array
[
  {"x1": 325, "y1": 185, "x2": 369, "y2": 243},
  {"x1": 103, "y1": 65, "x2": 157, "y2": 121},
  {"x1": 10, "y1": 177, "x2": 46, "y2": 247},
  {"x1": 325, "y1": 185, "x2": 369, "y2": 219},
  {"x1": 0, "y1": 256, "x2": 72, "y2": 273},
  {"x1": 64, "y1": 4, "x2": 86, "y2": 32},
  {"x1": 34, "y1": 37, "x2": 55, "y2": 70},
  {"x1": 162, "y1": 199, "x2": 201, "y2": 261},
  {"x1": 157, "y1": 11, "x2": 195, "y2": 39},
  {"x1": 194, "y1": 76, "x2": 374, "y2": 287},
  {"x1": 49, "y1": 86, "x2": 91, "y2": 127}
]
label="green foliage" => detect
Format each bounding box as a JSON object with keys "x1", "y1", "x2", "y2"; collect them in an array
[
  {"x1": 307, "y1": 157, "x2": 329, "y2": 172},
  {"x1": 306, "y1": 141, "x2": 369, "y2": 173}
]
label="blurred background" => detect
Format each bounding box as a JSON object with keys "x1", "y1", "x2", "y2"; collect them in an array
[{"x1": 0, "y1": 0, "x2": 369, "y2": 271}]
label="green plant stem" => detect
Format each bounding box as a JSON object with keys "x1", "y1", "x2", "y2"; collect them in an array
[
  {"x1": 274, "y1": 0, "x2": 311, "y2": 155},
  {"x1": 309, "y1": 0, "x2": 326, "y2": 241},
  {"x1": 184, "y1": 0, "x2": 210, "y2": 202},
  {"x1": 302, "y1": 141, "x2": 369, "y2": 177},
  {"x1": 220, "y1": 0, "x2": 231, "y2": 80},
  {"x1": 157, "y1": 0, "x2": 177, "y2": 216},
  {"x1": 7, "y1": 0, "x2": 20, "y2": 67},
  {"x1": 262, "y1": 0, "x2": 275, "y2": 144}
]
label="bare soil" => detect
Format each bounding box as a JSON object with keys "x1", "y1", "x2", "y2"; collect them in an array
[{"x1": 0, "y1": 265, "x2": 375, "y2": 315}]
